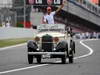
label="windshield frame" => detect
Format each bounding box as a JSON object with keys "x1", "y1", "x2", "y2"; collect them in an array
[{"x1": 37, "y1": 24, "x2": 65, "y2": 32}]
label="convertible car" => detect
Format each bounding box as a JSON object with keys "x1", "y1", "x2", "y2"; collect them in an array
[{"x1": 27, "y1": 24, "x2": 75, "y2": 64}]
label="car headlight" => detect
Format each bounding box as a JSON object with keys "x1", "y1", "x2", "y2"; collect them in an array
[
  {"x1": 34, "y1": 37, "x2": 40, "y2": 42},
  {"x1": 54, "y1": 37, "x2": 59, "y2": 43}
]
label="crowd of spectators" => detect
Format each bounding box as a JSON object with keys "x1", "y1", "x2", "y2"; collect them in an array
[
  {"x1": 74, "y1": 32, "x2": 100, "y2": 39},
  {"x1": 2, "y1": 21, "x2": 11, "y2": 28}
]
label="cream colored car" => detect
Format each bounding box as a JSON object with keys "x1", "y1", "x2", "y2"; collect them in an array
[{"x1": 27, "y1": 24, "x2": 75, "y2": 64}]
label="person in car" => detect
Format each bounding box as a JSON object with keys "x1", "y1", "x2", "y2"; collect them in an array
[{"x1": 43, "y1": 0, "x2": 66, "y2": 24}]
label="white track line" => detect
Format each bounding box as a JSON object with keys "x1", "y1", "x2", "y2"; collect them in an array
[
  {"x1": 0, "y1": 39, "x2": 95, "y2": 74},
  {"x1": 75, "y1": 39, "x2": 94, "y2": 59}
]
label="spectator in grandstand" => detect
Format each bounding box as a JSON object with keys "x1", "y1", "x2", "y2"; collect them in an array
[
  {"x1": 42, "y1": 0, "x2": 66, "y2": 24},
  {"x1": 81, "y1": 33, "x2": 85, "y2": 39},
  {"x1": 97, "y1": 33, "x2": 100, "y2": 39},
  {"x1": 6, "y1": 21, "x2": 11, "y2": 28},
  {"x1": 93, "y1": 32, "x2": 97, "y2": 38},
  {"x1": 85, "y1": 32, "x2": 90, "y2": 39},
  {"x1": 2, "y1": 21, "x2": 6, "y2": 27}
]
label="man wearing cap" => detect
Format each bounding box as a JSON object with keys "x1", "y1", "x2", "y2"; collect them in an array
[{"x1": 43, "y1": 1, "x2": 65, "y2": 24}]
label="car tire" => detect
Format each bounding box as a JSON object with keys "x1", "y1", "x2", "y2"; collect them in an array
[
  {"x1": 61, "y1": 56, "x2": 66, "y2": 64},
  {"x1": 36, "y1": 55, "x2": 41, "y2": 64},
  {"x1": 68, "y1": 50, "x2": 74, "y2": 63},
  {"x1": 69, "y1": 56, "x2": 73, "y2": 63},
  {"x1": 70, "y1": 41, "x2": 75, "y2": 54},
  {"x1": 73, "y1": 41, "x2": 75, "y2": 54},
  {"x1": 28, "y1": 54, "x2": 33, "y2": 64}
]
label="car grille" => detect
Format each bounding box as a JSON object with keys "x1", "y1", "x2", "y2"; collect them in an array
[{"x1": 42, "y1": 34, "x2": 53, "y2": 52}]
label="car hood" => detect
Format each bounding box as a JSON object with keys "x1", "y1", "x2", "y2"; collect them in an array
[{"x1": 36, "y1": 31, "x2": 65, "y2": 37}]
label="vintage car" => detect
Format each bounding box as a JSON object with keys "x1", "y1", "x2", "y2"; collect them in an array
[{"x1": 27, "y1": 24, "x2": 75, "y2": 64}]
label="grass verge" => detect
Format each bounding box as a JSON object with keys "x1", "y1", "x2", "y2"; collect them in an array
[
  {"x1": 0, "y1": 38, "x2": 33, "y2": 48},
  {"x1": 0, "y1": 24, "x2": 2, "y2": 27}
]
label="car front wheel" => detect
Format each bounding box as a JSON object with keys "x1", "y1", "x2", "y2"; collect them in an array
[
  {"x1": 61, "y1": 56, "x2": 66, "y2": 64},
  {"x1": 36, "y1": 55, "x2": 42, "y2": 64},
  {"x1": 69, "y1": 56, "x2": 73, "y2": 63},
  {"x1": 28, "y1": 54, "x2": 33, "y2": 64},
  {"x1": 68, "y1": 51, "x2": 74, "y2": 63}
]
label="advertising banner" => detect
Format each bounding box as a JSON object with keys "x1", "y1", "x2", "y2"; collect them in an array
[{"x1": 26, "y1": 0, "x2": 63, "y2": 5}]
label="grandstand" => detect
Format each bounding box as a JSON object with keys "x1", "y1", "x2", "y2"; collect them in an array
[
  {"x1": 54, "y1": 0, "x2": 100, "y2": 32},
  {"x1": 0, "y1": 0, "x2": 100, "y2": 32}
]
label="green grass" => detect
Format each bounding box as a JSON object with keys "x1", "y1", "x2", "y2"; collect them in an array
[
  {"x1": 0, "y1": 38, "x2": 33, "y2": 48},
  {"x1": 0, "y1": 24, "x2": 2, "y2": 27}
]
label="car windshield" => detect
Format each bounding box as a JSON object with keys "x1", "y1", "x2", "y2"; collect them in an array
[{"x1": 37, "y1": 24, "x2": 65, "y2": 32}]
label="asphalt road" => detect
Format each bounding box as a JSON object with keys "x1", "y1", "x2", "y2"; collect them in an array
[{"x1": 0, "y1": 39, "x2": 100, "y2": 75}]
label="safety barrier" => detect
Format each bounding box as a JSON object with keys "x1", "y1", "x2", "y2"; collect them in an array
[{"x1": 0, "y1": 27, "x2": 37, "y2": 39}]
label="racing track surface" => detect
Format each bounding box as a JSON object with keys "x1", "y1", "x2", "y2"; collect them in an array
[{"x1": 0, "y1": 39, "x2": 100, "y2": 75}]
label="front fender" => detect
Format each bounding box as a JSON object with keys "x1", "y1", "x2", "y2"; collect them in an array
[
  {"x1": 55, "y1": 40, "x2": 68, "y2": 52},
  {"x1": 27, "y1": 40, "x2": 38, "y2": 50}
]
